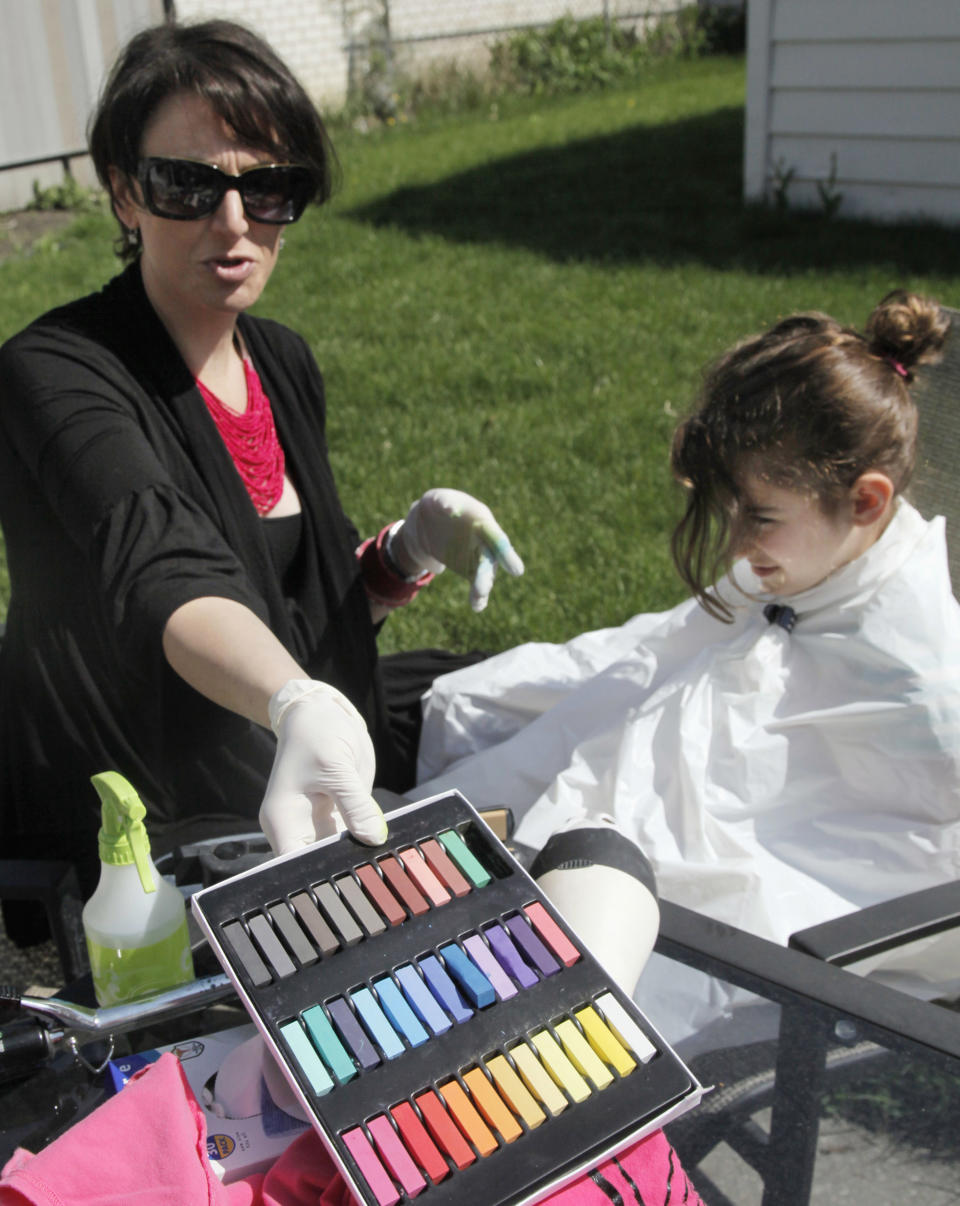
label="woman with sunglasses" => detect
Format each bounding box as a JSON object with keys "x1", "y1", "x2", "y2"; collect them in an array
[{"x1": 0, "y1": 19, "x2": 523, "y2": 926}]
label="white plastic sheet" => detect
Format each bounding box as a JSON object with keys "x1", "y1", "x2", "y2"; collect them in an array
[{"x1": 414, "y1": 502, "x2": 960, "y2": 1041}]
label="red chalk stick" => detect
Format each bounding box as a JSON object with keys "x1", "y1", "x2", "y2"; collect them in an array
[
  {"x1": 523, "y1": 901, "x2": 581, "y2": 967},
  {"x1": 390, "y1": 1101, "x2": 450, "y2": 1185},
  {"x1": 413, "y1": 1089, "x2": 476, "y2": 1170}
]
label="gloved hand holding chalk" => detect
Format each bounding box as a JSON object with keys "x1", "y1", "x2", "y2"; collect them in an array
[
  {"x1": 392, "y1": 487, "x2": 524, "y2": 612},
  {"x1": 260, "y1": 679, "x2": 388, "y2": 854}
]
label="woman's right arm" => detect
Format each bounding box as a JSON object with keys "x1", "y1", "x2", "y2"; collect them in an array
[
  {"x1": 1, "y1": 329, "x2": 385, "y2": 853},
  {"x1": 161, "y1": 595, "x2": 303, "y2": 727},
  {"x1": 162, "y1": 595, "x2": 387, "y2": 853}
]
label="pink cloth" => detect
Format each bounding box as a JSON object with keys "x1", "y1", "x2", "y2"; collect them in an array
[
  {"x1": 1, "y1": 1053, "x2": 702, "y2": 1206},
  {"x1": 260, "y1": 1127, "x2": 702, "y2": 1206},
  {"x1": 0, "y1": 1054, "x2": 260, "y2": 1206}
]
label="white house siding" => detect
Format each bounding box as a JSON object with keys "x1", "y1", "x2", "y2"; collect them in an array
[
  {"x1": 743, "y1": 0, "x2": 960, "y2": 226},
  {"x1": 0, "y1": 0, "x2": 163, "y2": 211}
]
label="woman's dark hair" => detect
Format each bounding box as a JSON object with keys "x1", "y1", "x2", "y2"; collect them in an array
[
  {"x1": 670, "y1": 290, "x2": 949, "y2": 619},
  {"x1": 88, "y1": 19, "x2": 338, "y2": 260}
]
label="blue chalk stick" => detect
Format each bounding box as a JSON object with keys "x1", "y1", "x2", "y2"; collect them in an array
[
  {"x1": 373, "y1": 976, "x2": 429, "y2": 1048},
  {"x1": 438, "y1": 942, "x2": 496, "y2": 1008},
  {"x1": 394, "y1": 963, "x2": 452, "y2": 1035},
  {"x1": 351, "y1": 986, "x2": 406, "y2": 1060},
  {"x1": 418, "y1": 954, "x2": 474, "y2": 1024}
]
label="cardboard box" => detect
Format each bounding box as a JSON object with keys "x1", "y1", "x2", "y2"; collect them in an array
[{"x1": 107, "y1": 1023, "x2": 310, "y2": 1182}]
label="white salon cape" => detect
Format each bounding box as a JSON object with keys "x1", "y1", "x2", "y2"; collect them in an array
[{"x1": 413, "y1": 502, "x2": 960, "y2": 1044}]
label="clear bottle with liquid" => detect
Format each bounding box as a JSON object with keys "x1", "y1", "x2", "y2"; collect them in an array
[{"x1": 81, "y1": 771, "x2": 195, "y2": 1006}]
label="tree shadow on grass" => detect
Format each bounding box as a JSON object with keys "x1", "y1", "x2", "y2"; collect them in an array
[{"x1": 347, "y1": 107, "x2": 960, "y2": 278}]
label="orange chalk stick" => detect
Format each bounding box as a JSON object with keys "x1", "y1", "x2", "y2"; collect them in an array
[
  {"x1": 462, "y1": 1067, "x2": 523, "y2": 1143},
  {"x1": 437, "y1": 1079, "x2": 498, "y2": 1156}
]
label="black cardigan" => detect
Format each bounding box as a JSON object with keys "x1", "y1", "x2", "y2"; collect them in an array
[{"x1": 0, "y1": 263, "x2": 400, "y2": 866}]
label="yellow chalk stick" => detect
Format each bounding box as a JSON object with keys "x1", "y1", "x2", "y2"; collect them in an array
[
  {"x1": 574, "y1": 1005, "x2": 636, "y2": 1077},
  {"x1": 508, "y1": 1041, "x2": 568, "y2": 1116},
  {"x1": 529, "y1": 1029, "x2": 591, "y2": 1103},
  {"x1": 555, "y1": 1018, "x2": 614, "y2": 1090}
]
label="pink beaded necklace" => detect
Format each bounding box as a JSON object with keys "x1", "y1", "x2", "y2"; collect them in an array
[{"x1": 196, "y1": 357, "x2": 285, "y2": 515}]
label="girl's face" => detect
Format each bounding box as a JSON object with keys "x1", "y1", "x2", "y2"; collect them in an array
[
  {"x1": 112, "y1": 91, "x2": 284, "y2": 327},
  {"x1": 732, "y1": 469, "x2": 877, "y2": 597}
]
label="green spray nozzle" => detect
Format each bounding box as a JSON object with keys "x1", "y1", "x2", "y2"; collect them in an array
[{"x1": 91, "y1": 771, "x2": 156, "y2": 893}]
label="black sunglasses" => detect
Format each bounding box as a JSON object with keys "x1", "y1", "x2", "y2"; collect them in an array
[{"x1": 136, "y1": 157, "x2": 316, "y2": 224}]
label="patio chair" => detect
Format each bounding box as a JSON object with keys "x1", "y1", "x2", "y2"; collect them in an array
[{"x1": 658, "y1": 888, "x2": 960, "y2": 1204}]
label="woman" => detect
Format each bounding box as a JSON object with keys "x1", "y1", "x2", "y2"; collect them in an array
[{"x1": 0, "y1": 18, "x2": 523, "y2": 929}]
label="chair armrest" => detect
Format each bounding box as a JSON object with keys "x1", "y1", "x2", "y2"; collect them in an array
[
  {"x1": 0, "y1": 859, "x2": 88, "y2": 984},
  {"x1": 788, "y1": 881, "x2": 960, "y2": 967},
  {"x1": 654, "y1": 899, "x2": 960, "y2": 1061}
]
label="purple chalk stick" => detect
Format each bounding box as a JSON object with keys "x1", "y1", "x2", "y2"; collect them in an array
[
  {"x1": 483, "y1": 923, "x2": 539, "y2": 989},
  {"x1": 505, "y1": 913, "x2": 561, "y2": 977},
  {"x1": 463, "y1": 933, "x2": 518, "y2": 1000}
]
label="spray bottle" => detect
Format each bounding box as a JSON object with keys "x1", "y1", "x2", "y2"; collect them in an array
[{"x1": 81, "y1": 771, "x2": 195, "y2": 1006}]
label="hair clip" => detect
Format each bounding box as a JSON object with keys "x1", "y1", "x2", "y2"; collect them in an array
[{"x1": 885, "y1": 355, "x2": 909, "y2": 380}]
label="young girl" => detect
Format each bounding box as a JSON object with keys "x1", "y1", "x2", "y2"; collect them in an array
[{"x1": 412, "y1": 291, "x2": 960, "y2": 1043}]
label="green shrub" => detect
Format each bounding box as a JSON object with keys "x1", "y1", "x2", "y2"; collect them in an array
[
  {"x1": 643, "y1": 6, "x2": 707, "y2": 61},
  {"x1": 488, "y1": 6, "x2": 726, "y2": 99},
  {"x1": 344, "y1": 6, "x2": 742, "y2": 122},
  {"x1": 28, "y1": 175, "x2": 102, "y2": 213},
  {"x1": 405, "y1": 60, "x2": 497, "y2": 119},
  {"x1": 489, "y1": 15, "x2": 646, "y2": 96}
]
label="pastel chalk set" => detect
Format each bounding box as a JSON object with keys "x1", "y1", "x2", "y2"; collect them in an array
[{"x1": 192, "y1": 791, "x2": 703, "y2": 1205}]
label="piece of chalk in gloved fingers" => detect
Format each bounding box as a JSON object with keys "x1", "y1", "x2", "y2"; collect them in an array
[{"x1": 470, "y1": 549, "x2": 497, "y2": 612}]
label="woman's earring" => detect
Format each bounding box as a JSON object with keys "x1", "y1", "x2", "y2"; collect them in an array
[{"x1": 278, "y1": 237, "x2": 286, "y2": 251}]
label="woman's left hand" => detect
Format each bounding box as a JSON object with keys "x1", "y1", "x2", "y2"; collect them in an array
[{"x1": 391, "y1": 488, "x2": 524, "y2": 612}]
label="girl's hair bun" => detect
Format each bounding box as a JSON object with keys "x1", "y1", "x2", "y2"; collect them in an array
[{"x1": 866, "y1": 289, "x2": 950, "y2": 373}]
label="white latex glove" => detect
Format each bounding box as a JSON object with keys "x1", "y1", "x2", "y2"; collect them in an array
[
  {"x1": 259, "y1": 680, "x2": 388, "y2": 855},
  {"x1": 394, "y1": 487, "x2": 524, "y2": 612}
]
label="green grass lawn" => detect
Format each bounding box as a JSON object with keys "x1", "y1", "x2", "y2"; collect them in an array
[{"x1": 2, "y1": 55, "x2": 960, "y2": 654}]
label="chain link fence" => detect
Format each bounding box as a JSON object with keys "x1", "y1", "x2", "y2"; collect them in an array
[{"x1": 338, "y1": 1, "x2": 696, "y2": 108}]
